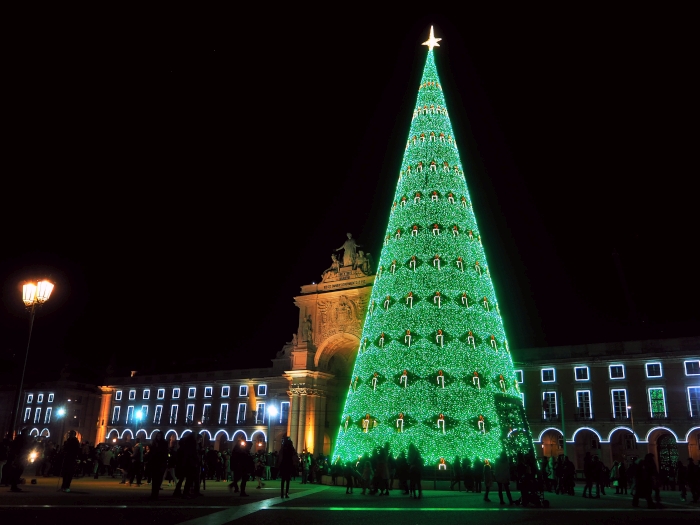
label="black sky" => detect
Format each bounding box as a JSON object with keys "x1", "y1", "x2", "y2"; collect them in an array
[{"x1": 1, "y1": 8, "x2": 697, "y2": 384}]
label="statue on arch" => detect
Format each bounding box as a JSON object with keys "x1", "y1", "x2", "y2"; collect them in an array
[{"x1": 336, "y1": 232, "x2": 360, "y2": 268}]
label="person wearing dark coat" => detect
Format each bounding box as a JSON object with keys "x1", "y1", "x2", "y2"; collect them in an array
[
  {"x1": 175, "y1": 432, "x2": 198, "y2": 498},
  {"x1": 278, "y1": 437, "x2": 298, "y2": 498},
  {"x1": 60, "y1": 430, "x2": 81, "y2": 492},
  {"x1": 148, "y1": 431, "x2": 169, "y2": 500}
]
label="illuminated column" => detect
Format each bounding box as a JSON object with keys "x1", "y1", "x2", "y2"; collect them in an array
[
  {"x1": 296, "y1": 390, "x2": 307, "y2": 451},
  {"x1": 96, "y1": 387, "x2": 114, "y2": 445},
  {"x1": 288, "y1": 389, "x2": 300, "y2": 450}
]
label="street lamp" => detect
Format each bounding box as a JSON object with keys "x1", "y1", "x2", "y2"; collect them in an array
[
  {"x1": 267, "y1": 402, "x2": 279, "y2": 453},
  {"x1": 11, "y1": 279, "x2": 54, "y2": 438}
]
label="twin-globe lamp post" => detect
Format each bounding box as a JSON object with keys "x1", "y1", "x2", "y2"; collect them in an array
[{"x1": 11, "y1": 280, "x2": 54, "y2": 439}]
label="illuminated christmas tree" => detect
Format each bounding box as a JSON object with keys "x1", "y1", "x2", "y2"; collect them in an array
[{"x1": 333, "y1": 27, "x2": 535, "y2": 466}]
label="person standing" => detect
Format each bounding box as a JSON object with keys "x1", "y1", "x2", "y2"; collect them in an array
[
  {"x1": 129, "y1": 438, "x2": 144, "y2": 486},
  {"x1": 462, "y1": 456, "x2": 473, "y2": 493},
  {"x1": 278, "y1": 437, "x2": 297, "y2": 498},
  {"x1": 494, "y1": 451, "x2": 514, "y2": 505},
  {"x1": 148, "y1": 431, "x2": 169, "y2": 500},
  {"x1": 60, "y1": 430, "x2": 80, "y2": 493},
  {"x1": 676, "y1": 459, "x2": 688, "y2": 502},
  {"x1": 687, "y1": 458, "x2": 700, "y2": 503},
  {"x1": 472, "y1": 457, "x2": 484, "y2": 493},
  {"x1": 0, "y1": 435, "x2": 10, "y2": 487},
  {"x1": 450, "y1": 456, "x2": 462, "y2": 491},
  {"x1": 482, "y1": 458, "x2": 494, "y2": 502}
]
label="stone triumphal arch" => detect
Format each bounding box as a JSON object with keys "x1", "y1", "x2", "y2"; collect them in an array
[{"x1": 275, "y1": 246, "x2": 374, "y2": 457}]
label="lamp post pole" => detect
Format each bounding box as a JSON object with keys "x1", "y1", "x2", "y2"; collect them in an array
[
  {"x1": 627, "y1": 405, "x2": 635, "y2": 449},
  {"x1": 11, "y1": 280, "x2": 54, "y2": 439}
]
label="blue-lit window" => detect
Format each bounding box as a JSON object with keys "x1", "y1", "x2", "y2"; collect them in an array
[
  {"x1": 574, "y1": 367, "x2": 589, "y2": 381},
  {"x1": 220, "y1": 403, "x2": 229, "y2": 424},
  {"x1": 27, "y1": 394, "x2": 34, "y2": 403},
  {"x1": 45, "y1": 407, "x2": 53, "y2": 424},
  {"x1": 541, "y1": 368, "x2": 555, "y2": 383},
  {"x1": 204, "y1": 387, "x2": 213, "y2": 398},
  {"x1": 115, "y1": 391, "x2": 122, "y2": 401},
  {"x1": 576, "y1": 390, "x2": 592, "y2": 419},
  {"x1": 221, "y1": 386, "x2": 230, "y2": 398},
  {"x1": 688, "y1": 387, "x2": 700, "y2": 417},
  {"x1": 257, "y1": 385, "x2": 267, "y2": 396},
  {"x1": 143, "y1": 389, "x2": 150, "y2": 400},
  {"x1": 609, "y1": 365, "x2": 625, "y2": 379},
  {"x1": 128, "y1": 390, "x2": 136, "y2": 400},
  {"x1": 514, "y1": 370, "x2": 524, "y2": 383},
  {"x1": 237, "y1": 403, "x2": 246, "y2": 423},
  {"x1": 239, "y1": 385, "x2": 248, "y2": 397},
  {"x1": 188, "y1": 388, "x2": 196, "y2": 399},
  {"x1": 37, "y1": 394, "x2": 44, "y2": 403},
  {"x1": 112, "y1": 406, "x2": 120, "y2": 423},
  {"x1": 157, "y1": 389, "x2": 165, "y2": 400},
  {"x1": 646, "y1": 363, "x2": 662, "y2": 378},
  {"x1": 172, "y1": 388, "x2": 180, "y2": 399},
  {"x1": 48, "y1": 393, "x2": 54, "y2": 402},
  {"x1": 684, "y1": 360, "x2": 700, "y2": 376}
]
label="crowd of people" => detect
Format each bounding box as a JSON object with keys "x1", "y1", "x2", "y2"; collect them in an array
[{"x1": 1, "y1": 429, "x2": 698, "y2": 506}]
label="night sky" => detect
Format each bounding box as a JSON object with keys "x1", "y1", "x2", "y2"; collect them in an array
[{"x1": 1, "y1": 9, "x2": 696, "y2": 385}]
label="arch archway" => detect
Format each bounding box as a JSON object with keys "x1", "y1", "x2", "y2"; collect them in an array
[
  {"x1": 656, "y1": 434, "x2": 678, "y2": 474},
  {"x1": 572, "y1": 428, "x2": 603, "y2": 469}
]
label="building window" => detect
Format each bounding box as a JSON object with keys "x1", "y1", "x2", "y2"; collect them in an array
[
  {"x1": 186, "y1": 404, "x2": 195, "y2": 424},
  {"x1": 188, "y1": 387, "x2": 196, "y2": 399},
  {"x1": 514, "y1": 370, "x2": 524, "y2": 383},
  {"x1": 220, "y1": 403, "x2": 229, "y2": 424},
  {"x1": 48, "y1": 393, "x2": 54, "y2": 402},
  {"x1": 157, "y1": 389, "x2": 165, "y2": 400},
  {"x1": 129, "y1": 390, "x2": 136, "y2": 400},
  {"x1": 541, "y1": 368, "x2": 555, "y2": 383},
  {"x1": 45, "y1": 407, "x2": 52, "y2": 424},
  {"x1": 126, "y1": 406, "x2": 134, "y2": 423},
  {"x1": 688, "y1": 387, "x2": 700, "y2": 417},
  {"x1": 170, "y1": 404, "x2": 178, "y2": 425},
  {"x1": 143, "y1": 389, "x2": 150, "y2": 400},
  {"x1": 221, "y1": 386, "x2": 230, "y2": 398},
  {"x1": 112, "y1": 406, "x2": 120, "y2": 423},
  {"x1": 645, "y1": 362, "x2": 662, "y2": 378},
  {"x1": 37, "y1": 394, "x2": 44, "y2": 403},
  {"x1": 239, "y1": 385, "x2": 248, "y2": 397},
  {"x1": 27, "y1": 394, "x2": 34, "y2": 403},
  {"x1": 202, "y1": 404, "x2": 212, "y2": 424},
  {"x1": 684, "y1": 360, "x2": 700, "y2": 376},
  {"x1": 237, "y1": 403, "x2": 246, "y2": 423},
  {"x1": 574, "y1": 366, "x2": 589, "y2": 381},
  {"x1": 204, "y1": 387, "x2": 213, "y2": 398},
  {"x1": 172, "y1": 388, "x2": 180, "y2": 399},
  {"x1": 611, "y1": 389, "x2": 628, "y2": 418},
  {"x1": 280, "y1": 401, "x2": 290, "y2": 424},
  {"x1": 257, "y1": 385, "x2": 267, "y2": 396},
  {"x1": 115, "y1": 391, "x2": 123, "y2": 401},
  {"x1": 256, "y1": 402, "x2": 266, "y2": 423},
  {"x1": 23, "y1": 408, "x2": 31, "y2": 422},
  {"x1": 139, "y1": 405, "x2": 148, "y2": 422},
  {"x1": 609, "y1": 365, "x2": 625, "y2": 379},
  {"x1": 648, "y1": 388, "x2": 666, "y2": 418},
  {"x1": 34, "y1": 408, "x2": 42, "y2": 424},
  {"x1": 542, "y1": 392, "x2": 557, "y2": 418},
  {"x1": 154, "y1": 405, "x2": 163, "y2": 424},
  {"x1": 576, "y1": 390, "x2": 592, "y2": 419}
]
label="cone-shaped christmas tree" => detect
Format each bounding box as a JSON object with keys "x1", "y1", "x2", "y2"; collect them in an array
[{"x1": 332, "y1": 27, "x2": 535, "y2": 466}]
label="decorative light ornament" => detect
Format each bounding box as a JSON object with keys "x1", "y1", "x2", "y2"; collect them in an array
[
  {"x1": 437, "y1": 369, "x2": 445, "y2": 388},
  {"x1": 473, "y1": 371, "x2": 481, "y2": 390},
  {"x1": 400, "y1": 369, "x2": 408, "y2": 387},
  {"x1": 461, "y1": 292, "x2": 469, "y2": 307},
  {"x1": 406, "y1": 291, "x2": 414, "y2": 308},
  {"x1": 466, "y1": 331, "x2": 475, "y2": 348},
  {"x1": 372, "y1": 372, "x2": 379, "y2": 391},
  {"x1": 397, "y1": 413, "x2": 404, "y2": 432},
  {"x1": 436, "y1": 329, "x2": 444, "y2": 348},
  {"x1": 405, "y1": 329, "x2": 412, "y2": 347},
  {"x1": 390, "y1": 260, "x2": 397, "y2": 274},
  {"x1": 437, "y1": 413, "x2": 445, "y2": 434},
  {"x1": 421, "y1": 25, "x2": 442, "y2": 51},
  {"x1": 434, "y1": 291, "x2": 442, "y2": 308},
  {"x1": 384, "y1": 295, "x2": 391, "y2": 310},
  {"x1": 362, "y1": 414, "x2": 371, "y2": 433},
  {"x1": 433, "y1": 254, "x2": 441, "y2": 270},
  {"x1": 344, "y1": 416, "x2": 350, "y2": 432},
  {"x1": 379, "y1": 332, "x2": 385, "y2": 348},
  {"x1": 478, "y1": 415, "x2": 486, "y2": 434},
  {"x1": 410, "y1": 255, "x2": 417, "y2": 271}
]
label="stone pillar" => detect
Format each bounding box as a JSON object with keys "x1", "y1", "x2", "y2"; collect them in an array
[
  {"x1": 289, "y1": 390, "x2": 300, "y2": 448},
  {"x1": 297, "y1": 393, "x2": 307, "y2": 451}
]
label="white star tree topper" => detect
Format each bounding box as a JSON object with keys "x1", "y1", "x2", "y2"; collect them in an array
[{"x1": 422, "y1": 26, "x2": 442, "y2": 51}]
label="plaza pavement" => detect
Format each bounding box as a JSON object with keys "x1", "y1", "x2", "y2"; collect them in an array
[{"x1": 0, "y1": 475, "x2": 698, "y2": 525}]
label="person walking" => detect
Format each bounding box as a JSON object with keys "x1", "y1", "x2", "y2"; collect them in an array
[
  {"x1": 278, "y1": 437, "x2": 297, "y2": 498},
  {"x1": 60, "y1": 430, "x2": 80, "y2": 493},
  {"x1": 482, "y1": 458, "x2": 494, "y2": 502},
  {"x1": 494, "y1": 451, "x2": 514, "y2": 505},
  {"x1": 610, "y1": 461, "x2": 621, "y2": 494}
]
